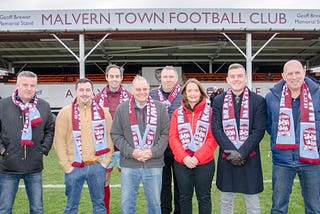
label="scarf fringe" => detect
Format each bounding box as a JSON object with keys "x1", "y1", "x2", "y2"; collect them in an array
[
  {"x1": 72, "y1": 161, "x2": 85, "y2": 168},
  {"x1": 299, "y1": 157, "x2": 320, "y2": 165},
  {"x1": 275, "y1": 144, "x2": 299, "y2": 150},
  {"x1": 21, "y1": 140, "x2": 34, "y2": 146},
  {"x1": 95, "y1": 148, "x2": 110, "y2": 156}
]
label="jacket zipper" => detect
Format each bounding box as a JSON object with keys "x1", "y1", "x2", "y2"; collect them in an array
[{"x1": 22, "y1": 113, "x2": 26, "y2": 159}]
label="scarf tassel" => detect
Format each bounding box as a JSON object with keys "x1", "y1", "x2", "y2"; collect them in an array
[
  {"x1": 299, "y1": 157, "x2": 320, "y2": 165},
  {"x1": 31, "y1": 117, "x2": 43, "y2": 128},
  {"x1": 72, "y1": 161, "x2": 85, "y2": 168},
  {"x1": 95, "y1": 148, "x2": 110, "y2": 156},
  {"x1": 21, "y1": 140, "x2": 34, "y2": 146},
  {"x1": 275, "y1": 144, "x2": 299, "y2": 150}
]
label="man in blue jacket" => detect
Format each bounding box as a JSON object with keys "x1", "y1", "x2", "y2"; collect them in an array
[{"x1": 266, "y1": 60, "x2": 320, "y2": 214}]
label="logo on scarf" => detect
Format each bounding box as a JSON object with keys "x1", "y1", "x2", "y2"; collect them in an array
[
  {"x1": 179, "y1": 128, "x2": 191, "y2": 149},
  {"x1": 94, "y1": 124, "x2": 105, "y2": 144},
  {"x1": 278, "y1": 112, "x2": 291, "y2": 136},
  {"x1": 303, "y1": 127, "x2": 317, "y2": 151},
  {"x1": 225, "y1": 124, "x2": 237, "y2": 144},
  {"x1": 194, "y1": 125, "x2": 207, "y2": 144}
]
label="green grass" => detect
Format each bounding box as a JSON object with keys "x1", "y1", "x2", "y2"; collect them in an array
[{"x1": 12, "y1": 133, "x2": 304, "y2": 213}]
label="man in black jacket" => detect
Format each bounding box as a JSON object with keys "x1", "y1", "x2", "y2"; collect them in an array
[
  {"x1": 212, "y1": 63, "x2": 266, "y2": 214},
  {"x1": 0, "y1": 71, "x2": 54, "y2": 214}
]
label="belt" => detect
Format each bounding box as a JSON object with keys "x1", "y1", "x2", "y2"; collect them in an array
[{"x1": 84, "y1": 160, "x2": 98, "y2": 165}]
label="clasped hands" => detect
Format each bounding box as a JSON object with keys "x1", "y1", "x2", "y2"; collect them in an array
[
  {"x1": 132, "y1": 149, "x2": 152, "y2": 162},
  {"x1": 224, "y1": 150, "x2": 245, "y2": 166},
  {"x1": 183, "y1": 155, "x2": 199, "y2": 169}
]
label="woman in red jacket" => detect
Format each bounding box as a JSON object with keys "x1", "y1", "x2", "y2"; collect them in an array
[{"x1": 169, "y1": 78, "x2": 217, "y2": 214}]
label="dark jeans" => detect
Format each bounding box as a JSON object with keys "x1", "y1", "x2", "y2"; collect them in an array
[
  {"x1": 174, "y1": 159, "x2": 215, "y2": 214},
  {"x1": 161, "y1": 148, "x2": 180, "y2": 214}
]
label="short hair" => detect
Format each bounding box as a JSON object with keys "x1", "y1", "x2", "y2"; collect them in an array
[
  {"x1": 161, "y1": 66, "x2": 178, "y2": 77},
  {"x1": 228, "y1": 63, "x2": 246, "y2": 74},
  {"x1": 75, "y1": 78, "x2": 93, "y2": 90},
  {"x1": 17, "y1": 71, "x2": 37, "y2": 84},
  {"x1": 132, "y1": 75, "x2": 150, "y2": 88},
  {"x1": 181, "y1": 78, "x2": 207, "y2": 107},
  {"x1": 105, "y1": 64, "x2": 124, "y2": 77}
]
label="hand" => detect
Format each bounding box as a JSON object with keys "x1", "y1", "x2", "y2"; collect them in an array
[
  {"x1": 224, "y1": 150, "x2": 245, "y2": 166},
  {"x1": 65, "y1": 166, "x2": 74, "y2": 174},
  {"x1": 183, "y1": 156, "x2": 197, "y2": 169}
]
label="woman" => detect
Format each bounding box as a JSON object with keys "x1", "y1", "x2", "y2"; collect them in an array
[{"x1": 169, "y1": 78, "x2": 217, "y2": 214}]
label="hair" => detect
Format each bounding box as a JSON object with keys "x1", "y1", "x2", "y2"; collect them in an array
[
  {"x1": 132, "y1": 75, "x2": 150, "y2": 88},
  {"x1": 17, "y1": 71, "x2": 37, "y2": 84},
  {"x1": 105, "y1": 64, "x2": 124, "y2": 77},
  {"x1": 181, "y1": 78, "x2": 207, "y2": 109},
  {"x1": 75, "y1": 78, "x2": 93, "y2": 90},
  {"x1": 228, "y1": 63, "x2": 246, "y2": 74},
  {"x1": 161, "y1": 65, "x2": 178, "y2": 77}
]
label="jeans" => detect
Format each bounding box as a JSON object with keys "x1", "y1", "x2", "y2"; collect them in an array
[
  {"x1": 271, "y1": 164, "x2": 320, "y2": 214},
  {"x1": 121, "y1": 167, "x2": 162, "y2": 214},
  {"x1": 220, "y1": 192, "x2": 260, "y2": 214},
  {"x1": 161, "y1": 148, "x2": 180, "y2": 214},
  {"x1": 64, "y1": 163, "x2": 106, "y2": 214},
  {"x1": 106, "y1": 151, "x2": 121, "y2": 172},
  {"x1": 174, "y1": 159, "x2": 215, "y2": 214},
  {"x1": 0, "y1": 172, "x2": 43, "y2": 214}
]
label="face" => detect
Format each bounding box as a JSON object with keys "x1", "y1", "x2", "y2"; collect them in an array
[
  {"x1": 185, "y1": 82, "x2": 201, "y2": 106},
  {"x1": 106, "y1": 67, "x2": 123, "y2": 91},
  {"x1": 132, "y1": 79, "x2": 150, "y2": 106},
  {"x1": 76, "y1": 82, "x2": 93, "y2": 105},
  {"x1": 282, "y1": 61, "x2": 305, "y2": 93},
  {"x1": 226, "y1": 67, "x2": 247, "y2": 95},
  {"x1": 161, "y1": 69, "x2": 178, "y2": 93},
  {"x1": 16, "y1": 76, "x2": 37, "y2": 103}
]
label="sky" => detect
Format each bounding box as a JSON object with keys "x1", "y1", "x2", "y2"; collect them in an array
[{"x1": 1, "y1": 0, "x2": 320, "y2": 10}]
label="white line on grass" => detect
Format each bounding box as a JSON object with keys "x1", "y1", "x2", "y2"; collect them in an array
[{"x1": 18, "y1": 179, "x2": 300, "y2": 188}]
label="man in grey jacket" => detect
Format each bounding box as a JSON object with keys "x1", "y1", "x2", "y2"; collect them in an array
[
  {"x1": 0, "y1": 71, "x2": 54, "y2": 214},
  {"x1": 111, "y1": 75, "x2": 170, "y2": 214}
]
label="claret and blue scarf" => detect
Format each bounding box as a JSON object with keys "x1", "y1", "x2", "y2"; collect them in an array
[{"x1": 276, "y1": 82, "x2": 320, "y2": 164}]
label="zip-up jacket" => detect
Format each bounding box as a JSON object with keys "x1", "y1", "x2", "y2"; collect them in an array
[{"x1": 0, "y1": 96, "x2": 54, "y2": 174}]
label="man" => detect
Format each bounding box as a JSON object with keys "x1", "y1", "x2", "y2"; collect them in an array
[
  {"x1": 150, "y1": 65, "x2": 182, "y2": 214},
  {"x1": 54, "y1": 78, "x2": 114, "y2": 214},
  {"x1": 0, "y1": 71, "x2": 54, "y2": 214},
  {"x1": 266, "y1": 60, "x2": 320, "y2": 214},
  {"x1": 111, "y1": 75, "x2": 170, "y2": 214},
  {"x1": 212, "y1": 63, "x2": 266, "y2": 214},
  {"x1": 95, "y1": 64, "x2": 131, "y2": 214}
]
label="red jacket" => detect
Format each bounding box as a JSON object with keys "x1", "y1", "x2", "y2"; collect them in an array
[{"x1": 169, "y1": 98, "x2": 217, "y2": 165}]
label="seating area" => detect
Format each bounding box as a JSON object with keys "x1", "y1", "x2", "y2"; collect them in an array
[
  {"x1": 2, "y1": 72, "x2": 283, "y2": 84},
  {"x1": 184, "y1": 72, "x2": 282, "y2": 82}
]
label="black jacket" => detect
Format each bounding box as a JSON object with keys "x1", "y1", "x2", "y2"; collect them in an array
[
  {"x1": 212, "y1": 90, "x2": 266, "y2": 194},
  {"x1": 0, "y1": 96, "x2": 54, "y2": 174}
]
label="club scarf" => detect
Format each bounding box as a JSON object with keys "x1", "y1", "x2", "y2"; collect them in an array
[
  {"x1": 276, "y1": 82, "x2": 320, "y2": 164},
  {"x1": 129, "y1": 96, "x2": 157, "y2": 150},
  {"x1": 97, "y1": 85, "x2": 130, "y2": 108},
  {"x1": 157, "y1": 83, "x2": 180, "y2": 110},
  {"x1": 177, "y1": 99, "x2": 211, "y2": 154},
  {"x1": 72, "y1": 98, "x2": 110, "y2": 168},
  {"x1": 222, "y1": 87, "x2": 250, "y2": 150},
  {"x1": 12, "y1": 90, "x2": 42, "y2": 146}
]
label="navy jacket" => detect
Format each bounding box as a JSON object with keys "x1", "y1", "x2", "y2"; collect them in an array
[{"x1": 266, "y1": 77, "x2": 320, "y2": 167}]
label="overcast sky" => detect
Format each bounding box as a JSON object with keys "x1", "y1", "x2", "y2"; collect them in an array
[{"x1": 1, "y1": 0, "x2": 320, "y2": 10}]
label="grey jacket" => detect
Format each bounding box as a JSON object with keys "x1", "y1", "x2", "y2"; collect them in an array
[
  {"x1": 0, "y1": 96, "x2": 54, "y2": 174},
  {"x1": 110, "y1": 99, "x2": 170, "y2": 168}
]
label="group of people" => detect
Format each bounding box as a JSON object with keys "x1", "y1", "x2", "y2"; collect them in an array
[{"x1": 0, "y1": 59, "x2": 319, "y2": 214}]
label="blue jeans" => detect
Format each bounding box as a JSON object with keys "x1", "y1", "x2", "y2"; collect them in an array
[
  {"x1": 174, "y1": 159, "x2": 215, "y2": 214},
  {"x1": 121, "y1": 167, "x2": 162, "y2": 214},
  {"x1": 271, "y1": 164, "x2": 320, "y2": 214},
  {"x1": 64, "y1": 163, "x2": 106, "y2": 214},
  {"x1": 0, "y1": 172, "x2": 43, "y2": 214}
]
